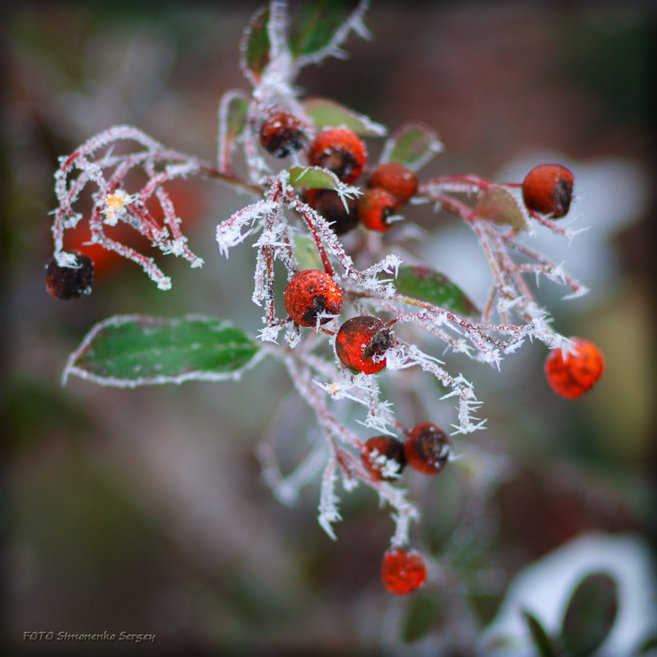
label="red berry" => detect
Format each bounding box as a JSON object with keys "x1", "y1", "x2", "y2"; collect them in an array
[
  {"x1": 522, "y1": 164, "x2": 574, "y2": 218},
  {"x1": 308, "y1": 128, "x2": 367, "y2": 184},
  {"x1": 361, "y1": 436, "x2": 406, "y2": 482},
  {"x1": 335, "y1": 316, "x2": 391, "y2": 375},
  {"x1": 544, "y1": 337, "x2": 604, "y2": 399},
  {"x1": 368, "y1": 162, "x2": 418, "y2": 207},
  {"x1": 45, "y1": 251, "x2": 94, "y2": 300},
  {"x1": 283, "y1": 269, "x2": 343, "y2": 327},
  {"x1": 305, "y1": 189, "x2": 359, "y2": 235},
  {"x1": 259, "y1": 111, "x2": 307, "y2": 158},
  {"x1": 381, "y1": 548, "x2": 427, "y2": 595},
  {"x1": 404, "y1": 423, "x2": 450, "y2": 475},
  {"x1": 358, "y1": 188, "x2": 399, "y2": 232}
]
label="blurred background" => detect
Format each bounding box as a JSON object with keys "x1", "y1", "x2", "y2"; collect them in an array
[{"x1": 2, "y1": 2, "x2": 656, "y2": 655}]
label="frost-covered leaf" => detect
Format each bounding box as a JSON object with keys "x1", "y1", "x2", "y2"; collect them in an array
[
  {"x1": 560, "y1": 572, "x2": 617, "y2": 657},
  {"x1": 475, "y1": 185, "x2": 530, "y2": 231},
  {"x1": 303, "y1": 97, "x2": 386, "y2": 136},
  {"x1": 522, "y1": 609, "x2": 557, "y2": 657},
  {"x1": 393, "y1": 265, "x2": 479, "y2": 317},
  {"x1": 240, "y1": 5, "x2": 271, "y2": 84},
  {"x1": 381, "y1": 123, "x2": 443, "y2": 172},
  {"x1": 217, "y1": 91, "x2": 249, "y2": 172},
  {"x1": 288, "y1": 0, "x2": 369, "y2": 67},
  {"x1": 402, "y1": 592, "x2": 444, "y2": 643},
  {"x1": 63, "y1": 315, "x2": 261, "y2": 387},
  {"x1": 288, "y1": 165, "x2": 353, "y2": 192},
  {"x1": 294, "y1": 235, "x2": 323, "y2": 271}
]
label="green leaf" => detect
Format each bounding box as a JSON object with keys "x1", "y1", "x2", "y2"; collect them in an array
[
  {"x1": 522, "y1": 609, "x2": 557, "y2": 657},
  {"x1": 63, "y1": 315, "x2": 261, "y2": 387},
  {"x1": 393, "y1": 266, "x2": 479, "y2": 317},
  {"x1": 293, "y1": 235, "x2": 323, "y2": 271},
  {"x1": 288, "y1": 166, "x2": 350, "y2": 191},
  {"x1": 381, "y1": 123, "x2": 443, "y2": 172},
  {"x1": 561, "y1": 572, "x2": 618, "y2": 657},
  {"x1": 474, "y1": 185, "x2": 530, "y2": 231},
  {"x1": 303, "y1": 97, "x2": 386, "y2": 136},
  {"x1": 240, "y1": 5, "x2": 271, "y2": 84},
  {"x1": 288, "y1": 0, "x2": 364, "y2": 64},
  {"x1": 402, "y1": 592, "x2": 444, "y2": 643}
]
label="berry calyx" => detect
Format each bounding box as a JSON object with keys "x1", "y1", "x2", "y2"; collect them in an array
[
  {"x1": 522, "y1": 164, "x2": 574, "y2": 218},
  {"x1": 283, "y1": 269, "x2": 343, "y2": 327},
  {"x1": 544, "y1": 337, "x2": 604, "y2": 399},
  {"x1": 368, "y1": 162, "x2": 418, "y2": 207},
  {"x1": 305, "y1": 189, "x2": 359, "y2": 235},
  {"x1": 361, "y1": 436, "x2": 406, "y2": 482},
  {"x1": 45, "y1": 251, "x2": 94, "y2": 300},
  {"x1": 259, "y1": 111, "x2": 307, "y2": 158},
  {"x1": 358, "y1": 188, "x2": 399, "y2": 232},
  {"x1": 381, "y1": 548, "x2": 427, "y2": 595},
  {"x1": 335, "y1": 316, "x2": 391, "y2": 375},
  {"x1": 308, "y1": 128, "x2": 367, "y2": 183},
  {"x1": 404, "y1": 423, "x2": 450, "y2": 475}
]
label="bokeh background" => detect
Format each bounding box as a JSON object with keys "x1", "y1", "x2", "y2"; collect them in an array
[{"x1": 2, "y1": 2, "x2": 656, "y2": 655}]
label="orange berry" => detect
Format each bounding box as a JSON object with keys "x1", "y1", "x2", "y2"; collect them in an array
[
  {"x1": 259, "y1": 111, "x2": 307, "y2": 158},
  {"x1": 283, "y1": 269, "x2": 343, "y2": 327},
  {"x1": 381, "y1": 548, "x2": 427, "y2": 595},
  {"x1": 335, "y1": 316, "x2": 391, "y2": 375},
  {"x1": 544, "y1": 337, "x2": 604, "y2": 399},
  {"x1": 522, "y1": 164, "x2": 574, "y2": 218},
  {"x1": 308, "y1": 128, "x2": 367, "y2": 183},
  {"x1": 368, "y1": 162, "x2": 418, "y2": 207},
  {"x1": 404, "y1": 423, "x2": 450, "y2": 475},
  {"x1": 361, "y1": 436, "x2": 406, "y2": 482},
  {"x1": 305, "y1": 189, "x2": 359, "y2": 235},
  {"x1": 358, "y1": 188, "x2": 398, "y2": 232},
  {"x1": 45, "y1": 251, "x2": 94, "y2": 300}
]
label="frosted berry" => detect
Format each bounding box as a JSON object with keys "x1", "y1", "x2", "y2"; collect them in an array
[
  {"x1": 358, "y1": 188, "x2": 399, "y2": 232},
  {"x1": 45, "y1": 251, "x2": 94, "y2": 300},
  {"x1": 283, "y1": 269, "x2": 343, "y2": 327},
  {"x1": 404, "y1": 423, "x2": 450, "y2": 475},
  {"x1": 545, "y1": 337, "x2": 604, "y2": 399},
  {"x1": 306, "y1": 189, "x2": 359, "y2": 235},
  {"x1": 335, "y1": 316, "x2": 391, "y2": 375},
  {"x1": 381, "y1": 548, "x2": 427, "y2": 595},
  {"x1": 361, "y1": 436, "x2": 406, "y2": 482},
  {"x1": 259, "y1": 111, "x2": 307, "y2": 158},
  {"x1": 308, "y1": 128, "x2": 366, "y2": 184},
  {"x1": 368, "y1": 162, "x2": 418, "y2": 207},
  {"x1": 522, "y1": 164, "x2": 574, "y2": 218}
]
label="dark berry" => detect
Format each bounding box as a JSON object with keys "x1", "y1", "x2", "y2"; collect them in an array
[
  {"x1": 368, "y1": 162, "x2": 418, "y2": 207},
  {"x1": 305, "y1": 189, "x2": 359, "y2": 235},
  {"x1": 358, "y1": 188, "x2": 399, "y2": 232},
  {"x1": 404, "y1": 423, "x2": 450, "y2": 475},
  {"x1": 45, "y1": 251, "x2": 94, "y2": 300},
  {"x1": 381, "y1": 548, "x2": 427, "y2": 595},
  {"x1": 361, "y1": 436, "x2": 406, "y2": 482},
  {"x1": 522, "y1": 164, "x2": 574, "y2": 218},
  {"x1": 545, "y1": 337, "x2": 604, "y2": 399},
  {"x1": 283, "y1": 269, "x2": 343, "y2": 327},
  {"x1": 335, "y1": 316, "x2": 391, "y2": 375},
  {"x1": 259, "y1": 111, "x2": 307, "y2": 158},
  {"x1": 308, "y1": 128, "x2": 367, "y2": 184}
]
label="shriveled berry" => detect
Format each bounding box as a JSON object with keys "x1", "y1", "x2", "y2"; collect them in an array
[
  {"x1": 381, "y1": 548, "x2": 427, "y2": 595},
  {"x1": 362, "y1": 436, "x2": 406, "y2": 482},
  {"x1": 358, "y1": 188, "x2": 398, "y2": 232},
  {"x1": 404, "y1": 423, "x2": 450, "y2": 475},
  {"x1": 308, "y1": 128, "x2": 367, "y2": 184},
  {"x1": 45, "y1": 251, "x2": 94, "y2": 300},
  {"x1": 283, "y1": 269, "x2": 343, "y2": 327},
  {"x1": 305, "y1": 189, "x2": 359, "y2": 235},
  {"x1": 522, "y1": 164, "x2": 574, "y2": 218},
  {"x1": 335, "y1": 316, "x2": 391, "y2": 375},
  {"x1": 368, "y1": 162, "x2": 418, "y2": 207},
  {"x1": 259, "y1": 111, "x2": 307, "y2": 158},
  {"x1": 545, "y1": 337, "x2": 604, "y2": 399}
]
